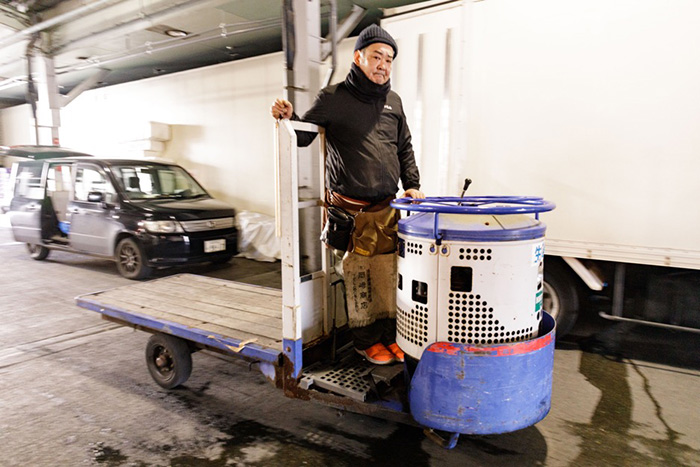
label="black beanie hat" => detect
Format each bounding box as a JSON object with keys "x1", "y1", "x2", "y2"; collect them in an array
[{"x1": 354, "y1": 24, "x2": 398, "y2": 58}]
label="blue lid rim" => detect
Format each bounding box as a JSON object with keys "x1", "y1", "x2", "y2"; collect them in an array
[{"x1": 398, "y1": 222, "x2": 547, "y2": 242}]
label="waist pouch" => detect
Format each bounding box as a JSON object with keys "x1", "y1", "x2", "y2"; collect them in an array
[
  {"x1": 320, "y1": 205, "x2": 355, "y2": 252},
  {"x1": 351, "y1": 206, "x2": 399, "y2": 256},
  {"x1": 321, "y1": 192, "x2": 397, "y2": 254}
]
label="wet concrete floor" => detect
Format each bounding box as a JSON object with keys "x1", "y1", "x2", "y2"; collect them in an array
[{"x1": 0, "y1": 215, "x2": 699, "y2": 466}]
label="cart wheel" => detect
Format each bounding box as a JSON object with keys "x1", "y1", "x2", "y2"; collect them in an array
[
  {"x1": 145, "y1": 334, "x2": 192, "y2": 389},
  {"x1": 27, "y1": 243, "x2": 50, "y2": 260}
]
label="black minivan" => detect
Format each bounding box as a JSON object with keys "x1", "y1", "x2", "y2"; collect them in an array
[{"x1": 8, "y1": 156, "x2": 238, "y2": 279}]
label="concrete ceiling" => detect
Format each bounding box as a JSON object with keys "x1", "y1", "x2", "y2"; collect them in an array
[{"x1": 0, "y1": 0, "x2": 424, "y2": 109}]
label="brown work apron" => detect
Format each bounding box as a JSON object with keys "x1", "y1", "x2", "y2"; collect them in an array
[{"x1": 325, "y1": 191, "x2": 400, "y2": 327}]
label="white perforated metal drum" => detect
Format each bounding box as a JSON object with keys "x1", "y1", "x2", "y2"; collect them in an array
[{"x1": 391, "y1": 197, "x2": 554, "y2": 360}]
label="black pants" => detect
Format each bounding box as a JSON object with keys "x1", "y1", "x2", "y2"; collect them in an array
[{"x1": 353, "y1": 318, "x2": 397, "y2": 350}]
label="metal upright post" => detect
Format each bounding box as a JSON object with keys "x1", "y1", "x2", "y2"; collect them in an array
[{"x1": 282, "y1": 0, "x2": 322, "y2": 277}]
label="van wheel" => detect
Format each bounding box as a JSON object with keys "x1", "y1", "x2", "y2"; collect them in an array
[
  {"x1": 27, "y1": 243, "x2": 50, "y2": 260},
  {"x1": 116, "y1": 237, "x2": 152, "y2": 280},
  {"x1": 146, "y1": 334, "x2": 192, "y2": 389},
  {"x1": 543, "y1": 260, "x2": 580, "y2": 338}
]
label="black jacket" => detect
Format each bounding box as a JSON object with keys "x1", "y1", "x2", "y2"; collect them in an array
[{"x1": 295, "y1": 66, "x2": 420, "y2": 203}]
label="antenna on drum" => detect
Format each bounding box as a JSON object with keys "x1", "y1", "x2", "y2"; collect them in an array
[{"x1": 459, "y1": 178, "x2": 472, "y2": 205}]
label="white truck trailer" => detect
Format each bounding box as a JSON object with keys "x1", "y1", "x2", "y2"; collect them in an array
[{"x1": 382, "y1": 0, "x2": 700, "y2": 336}]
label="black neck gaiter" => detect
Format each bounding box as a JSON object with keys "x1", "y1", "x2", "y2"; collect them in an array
[{"x1": 344, "y1": 63, "x2": 391, "y2": 103}]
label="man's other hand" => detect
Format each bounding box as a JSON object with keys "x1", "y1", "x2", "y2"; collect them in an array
[
  {"x1": 271, "y1": 99, "x2": 293, "y2": 119},
  {"x1": 400, "y1": 188, "x2": 425, "y2": 199}
]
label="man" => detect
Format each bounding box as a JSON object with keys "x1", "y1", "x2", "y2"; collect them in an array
[{"x1": 271, "y1": 24, "x2": 424, "y2": 365}]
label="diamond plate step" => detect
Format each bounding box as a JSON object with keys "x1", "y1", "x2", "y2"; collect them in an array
[{"x1": 301, "y1": 354, "x2": 404, "y2": 402}]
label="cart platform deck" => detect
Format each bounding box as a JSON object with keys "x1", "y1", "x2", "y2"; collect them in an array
[{"x1": 76, "y1": 274, "x2": 283, "y2": 364}]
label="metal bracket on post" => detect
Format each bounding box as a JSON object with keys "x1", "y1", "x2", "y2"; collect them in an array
[
  {"x1": 321, "y1": 5, "x2": 366, "y2": 61},
  {"x1": 28, "y1": 46, "x2": 110, "y2": 146},
  {"x1": 61, "y1": 68, "x2": 109, "y2": 107},
  {"x1": 321, "y1": 3, "x2": 366, "y2": 87}
]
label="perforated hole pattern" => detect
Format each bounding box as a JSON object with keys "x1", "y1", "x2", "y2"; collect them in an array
[
  {"x1": 397, "y1": 305, "x2": 429, "y2": 347},
  {"x1": 406, "y1": 241, "x2": 424, "y2": 256},
  {"x1": 400, "y1": 243, "x2": 537, "y2": 347},
  {"x1": 459, "y1": 247, "x2": 492, "y2": 261},
  {"x1": 317, "y1": 367, "x2": 370, "y2": 392},
  {"x1": 447, "y1": 292, "x2": 535, "y2": 345}
]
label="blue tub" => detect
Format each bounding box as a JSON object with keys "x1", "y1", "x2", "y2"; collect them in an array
[{"x1": 409, "y1": 312, "x2": 556, "y2": 435}]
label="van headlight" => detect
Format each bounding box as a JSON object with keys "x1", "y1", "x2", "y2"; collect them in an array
[{"x1": 142, "y1": 220, "x2": 184, "y2": 234}]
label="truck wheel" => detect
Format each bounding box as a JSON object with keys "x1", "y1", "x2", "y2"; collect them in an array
[
  {"x1": 115, "y1": 237, "x2": 152, "y2": 280},
  {"x1": 27, "y1": 243, "x2": 50, "y2": 260},
  {"x1": 543, "y1": 260, "x2": 580, "y2": 338},
  {"x1": 145, "y1": 334, "x2": 192, "y2": 389}
]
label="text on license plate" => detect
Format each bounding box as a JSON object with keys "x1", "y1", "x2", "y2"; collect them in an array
[{"x1": 204, "y1": 239, "x2": 226, "y2": 253}]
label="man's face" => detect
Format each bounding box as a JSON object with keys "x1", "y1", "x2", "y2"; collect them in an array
[{"x1": 354, "y1": 43, "x2": 394, "y2": 85}]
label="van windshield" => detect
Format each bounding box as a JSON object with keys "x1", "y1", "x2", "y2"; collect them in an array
[{"x1": 112, "y1": 164, "x2": 209, "y2": 201}]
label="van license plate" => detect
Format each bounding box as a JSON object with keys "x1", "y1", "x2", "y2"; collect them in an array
[{"x1": 204, "y1": 239, "x2": 226, "y2": 253}]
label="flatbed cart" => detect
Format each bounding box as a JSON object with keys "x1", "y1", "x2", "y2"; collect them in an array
[
  {"x1": 75, "y1": 274, "x2": 285, "y2": 389},
  {"x1": 75, "y1": 121, "x2": 557, "y2": 448},
  {"x1": 75, "y1": 271, "x2": 414, "y2": 421}
]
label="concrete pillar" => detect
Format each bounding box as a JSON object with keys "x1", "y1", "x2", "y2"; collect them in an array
[{"x1": 32, "y1": 53, "x2": 62, "y2": 146}]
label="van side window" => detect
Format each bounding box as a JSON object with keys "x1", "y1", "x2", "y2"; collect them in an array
[
  {"x1": 74, "y1": 166, "x2": 116, "y2": 203},
  {"x1": 14, "y1": 163, "x2": 44, "y2": 200}
]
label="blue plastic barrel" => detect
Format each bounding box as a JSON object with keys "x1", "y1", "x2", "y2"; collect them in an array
[{"x1": 409, "y1": 312, "x2": 556, "y2": 434}]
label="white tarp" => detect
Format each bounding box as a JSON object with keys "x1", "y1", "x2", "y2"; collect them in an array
[{"x1": 235, "y1": 211, "x2": 281, "y2": 262}]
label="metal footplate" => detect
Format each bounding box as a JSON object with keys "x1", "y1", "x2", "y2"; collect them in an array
[{"x1": 301, "y1": 354, "x2": 404, "y2": 402}]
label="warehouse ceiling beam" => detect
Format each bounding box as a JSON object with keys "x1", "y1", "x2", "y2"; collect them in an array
[
  {"x1": 0, "y1": 0, "x2": 119, "y2": 49},
  {"x1": 50, "y1": 0, "x2": 228, "y2": 55}
]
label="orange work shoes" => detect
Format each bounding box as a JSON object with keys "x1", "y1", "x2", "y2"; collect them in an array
[
  {"x1": 356, "y1": 343, "x2": 395, "y2": 365},
  {"x1": 387, "y1": 343, "x2": 405, "y2": 363}
]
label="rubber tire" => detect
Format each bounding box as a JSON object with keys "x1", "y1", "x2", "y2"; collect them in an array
[
  {"x1": 115, "y1": 237, "x2": 152, "y2": 280},
  {"x1": 145, "y1": 334, "x2": 192, "y2": 389},
  {"x1": 543, "y1": 260, "x2": 581, "y2": 338},
  {"x1": 27, "y1": 243, "x2": 50, "y2": 260}
]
